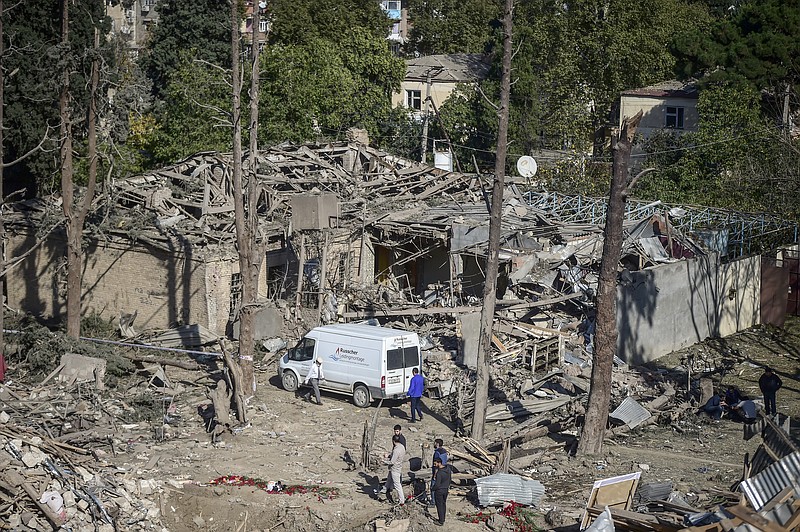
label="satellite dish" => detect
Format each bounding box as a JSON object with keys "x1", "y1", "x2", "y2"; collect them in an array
[{"x1": 516, "y1": 156, "x2": 538, "y2": 177}]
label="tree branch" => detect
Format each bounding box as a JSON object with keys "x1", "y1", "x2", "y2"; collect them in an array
[
  {"x1": 623, "y1": 167, "x2": 656, "y2": 199},
  {"x1": 0, "y1": 124, "x2": 53, "y2": 169},
  {"x1": 476, "y1": 84, "x2": 499, "y2": 111}
]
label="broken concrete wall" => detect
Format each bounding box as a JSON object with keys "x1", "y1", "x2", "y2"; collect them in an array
[
  {"x1": 204, "y1": 259, "x2": 237, "y2": 335},
  {"x1": 418, "y1": 246, "x2": 451, "y2": 292},
  {"x1": 617, "y1": 253, "x2": 760, "y2": 364},
  {"x1": 717, "y1": 254, "x2": 761, "y2": 337},
  {"x1": 6, "y1": 230, "x2": 233, "y2": 335}
]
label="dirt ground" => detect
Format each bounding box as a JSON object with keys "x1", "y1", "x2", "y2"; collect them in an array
[{"x1": 105, "y1": 317, "x2": 800, "y2": 532}]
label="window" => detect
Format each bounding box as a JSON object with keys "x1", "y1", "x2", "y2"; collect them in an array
[
  {"x1": 406, "y1": 89, "x2": 422, "y2": 110},
  {"x1": 387, "y1": 348, "x2": 404, "y2": 370},
  {"x1": 665, "y1": 106, "x2": 684, "y2": 129},
  {"x1": 229, "y1": 272, "x2": 242, "y2": 321},
  {"x1": 289, "y1": 338, "x2": 316, "y2": 362},
  {"x1": 259, "y1": 19, "x2": 268, "y2": 33},
  {"x1": 403, "y1": 346, "x2": 419, "y2": 368}
]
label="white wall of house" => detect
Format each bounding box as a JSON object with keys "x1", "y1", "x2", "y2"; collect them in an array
[
  {"x1": 391, "y1": 81, "x2": 462, "y2": 113},
  {"x1": 619, "y1": 95, "x2": 699, "y2": 138}
]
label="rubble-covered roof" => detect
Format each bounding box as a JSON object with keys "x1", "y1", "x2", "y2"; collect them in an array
[{"x1": 404, "y1": 53, "x2": 491, "y2": 83}]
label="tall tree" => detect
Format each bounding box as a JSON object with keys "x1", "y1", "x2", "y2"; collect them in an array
[
  {"x1": 673, "y1": 0, "x2": 800, "y2": 126},
  {"x1": 473, "y1": 0, "x2": 513, "y2": 441},
  {"x1": 435, "y1": 0, "x2": 711, "y2": 164},
  {"x1": 405, "y1": 0, "x2": 500, "y2": 56},
  {"x1": 259, "y1": 0, "x2": 403, "y2": 145},
  {"x1": 578, "y1": 111, "x2": 643, "y2": 456},
  {"x1": 143, "y1": 0, "x2": 232, "y2": 98},
  {"x1": 4, "y1": 0, "x2": 108, "y2": 195},
  {"x1": 233, "y1": 0, "x2": 268, "y2": 394},
  {"x1": 59, "y1": 0, "x2": 101, "y2": 339}
]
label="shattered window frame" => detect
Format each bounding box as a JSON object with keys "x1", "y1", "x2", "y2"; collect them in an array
[{"x1": 229, "y1": 272, "x2": 242, "y2": 321}]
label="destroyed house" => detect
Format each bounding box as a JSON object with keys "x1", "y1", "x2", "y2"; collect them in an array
[{"x1": 4, "y1": 141, "x2": 797, "y2": 365}]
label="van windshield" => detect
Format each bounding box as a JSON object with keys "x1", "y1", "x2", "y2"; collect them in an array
[{"x1": 289, "y1": 338, "x2": 315, "y2": 361}]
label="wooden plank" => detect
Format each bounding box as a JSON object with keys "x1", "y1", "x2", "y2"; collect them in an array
[{"x1": 725, "y1": 504, "x2": 787, "y2": 532}]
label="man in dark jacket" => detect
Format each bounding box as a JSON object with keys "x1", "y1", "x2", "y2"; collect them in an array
[
  {"x1": 431, "y1": 456, "x2": 452, "y2": 526},
  {"x1": 759, "y1": 367, "x2": 783, "y2": 416},
  {"x1": 429, "y1": 438, "x2": 448, "y2": 507}
]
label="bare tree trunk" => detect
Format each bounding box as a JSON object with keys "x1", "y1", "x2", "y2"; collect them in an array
[
  {"x1": 577, "y1": 112, "x2": 641, "y2": 456},
  {"x1": 62, "y1": 25, "x2": 100, "y2": 340},
  {"x1": 230, "y1": 0, "x2": 264, "y2": 397},
  {"x1": 237, "y1": 0, "x2": 267, "y2": 394},
  {"x1": 473, "y1": 0, "x2": 513, "y2": 441},
  {"x1": 0, "y1": 0, "x2": 5, "y2": 356},
  {"x1": 59, "y1": 0, "x2": 78, "y2": 338}
]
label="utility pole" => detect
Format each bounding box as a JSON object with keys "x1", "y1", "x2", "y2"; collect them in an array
[
  {"x1": 472, "y1": 0, "x2": 513, "y2": 441},
  {"x1": 420, "y1": 71, "x2": 432, "y2": 164}
]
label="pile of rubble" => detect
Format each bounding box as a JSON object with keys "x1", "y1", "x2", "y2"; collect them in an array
[{"x1": 0, "y1": 351, "x2": 199, "y2": 531}]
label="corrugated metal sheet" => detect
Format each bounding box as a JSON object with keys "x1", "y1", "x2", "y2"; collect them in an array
[
  {"x1": 474, "y1": 473, "x2": 545, "y2": 507},
  {"x1": 634, "y1": 481, "x2": 673, "y2": 503},
  {"x1": 740, "y1": 451, "x2": 800, "y2": 511},
  {"x1": 609, "y1": 397, "x2": 651, "y2": 429},
  {"x1": 750, "y1": 416, "x2": 798, "y2": 477}
]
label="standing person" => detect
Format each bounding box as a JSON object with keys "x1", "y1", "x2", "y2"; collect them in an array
[
  {"x1": 429, "y1": 438, "x2": 448, "y2": 506},
  {"x1": 430, "y1": 456, "x2": 452, "y2": 526},
  {"x1": 303, "y1": 358, "x2": 325, "y2": 405},
  {"x1": 377, "y1": 425, "x2": 407, "y2": 495},
  {"x1": 759, "y1": 367, "x2": 783, "y2": 416},
  {"x1": 393, "y1": 424, "x2": 407, "y2": 449},
  {"x1": 408, "y1": 367, "x2": 424, "y2": 422},
  {"x1": 383, "y1": 434, "x2": 406, "y2": 505}
]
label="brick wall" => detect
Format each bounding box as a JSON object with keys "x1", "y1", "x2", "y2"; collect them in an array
[{"x1": 6, "y1": 230, "x2": 235, "y2": 336}]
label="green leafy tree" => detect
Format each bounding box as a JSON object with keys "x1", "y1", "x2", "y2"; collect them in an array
[
  {"x1": 673, "y1": 0, "x2": 800, "y2": 124},
  {"x1": 636, "y1": 84, "x2": 775, "y2": 211},
  {"x1": 142, "y1": 0, "x2": 233, "y2": 98},
  {"x1": 3, "y1": 0, "x2": 110, "y2": 194},
  {"x1": 260, "y1": 0, "x2": 403, "y2": 145},
  {"x1": 148, "y1": 57, "x2": 233, "y2": 165},
  {"x1": 405, "y1": 0, "x2": 500, "y2": 56},
  {"x1": 431, "y1": 0, "x2": 712, "y2": 171}
]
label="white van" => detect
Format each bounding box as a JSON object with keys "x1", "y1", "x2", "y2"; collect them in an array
[{"x1": 278, "y1": 324, "x2": 421, "y2": 407}]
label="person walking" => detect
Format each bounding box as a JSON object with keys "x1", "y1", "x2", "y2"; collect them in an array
[
  {"x1": 383, "y1": 435, "x2": 406, "y2": 505},
  {"x1": 303, "y1": 358, "x2": 325, "y2": 405},
  {"x1": 429, "y1": 438, "x2": 448, "y2": 507},
  {"x1": 408, "y1": 367, "x2": 424, "y2": 422},
  {"x1": 430, "y1": 456, "x2": 452, "y2": 526},
  {"x1": 759, "y1": 367, "x2": 783, "y2": 416}
]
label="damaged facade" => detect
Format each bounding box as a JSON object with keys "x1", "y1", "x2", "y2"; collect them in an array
[{"x1": 4, "y1": 139, "x2": 798, "y2": 364}]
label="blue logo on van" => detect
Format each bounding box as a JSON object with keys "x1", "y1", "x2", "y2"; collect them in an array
[{"x1": 331, "y1": 347, "x2": 367, "y2": 365}]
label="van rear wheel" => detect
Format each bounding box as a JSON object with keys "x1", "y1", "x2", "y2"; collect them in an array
[
  {"x1": 353, "y1": 385, "x2": 371, "y2": 408},
  {"x1": 282, "y1": 371, "x2": 299, "y2": 392}
]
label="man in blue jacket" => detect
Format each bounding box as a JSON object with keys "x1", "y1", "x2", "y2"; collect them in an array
[{"x1": 407, "y1": 367, "x2": 424, "y2": 422}]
